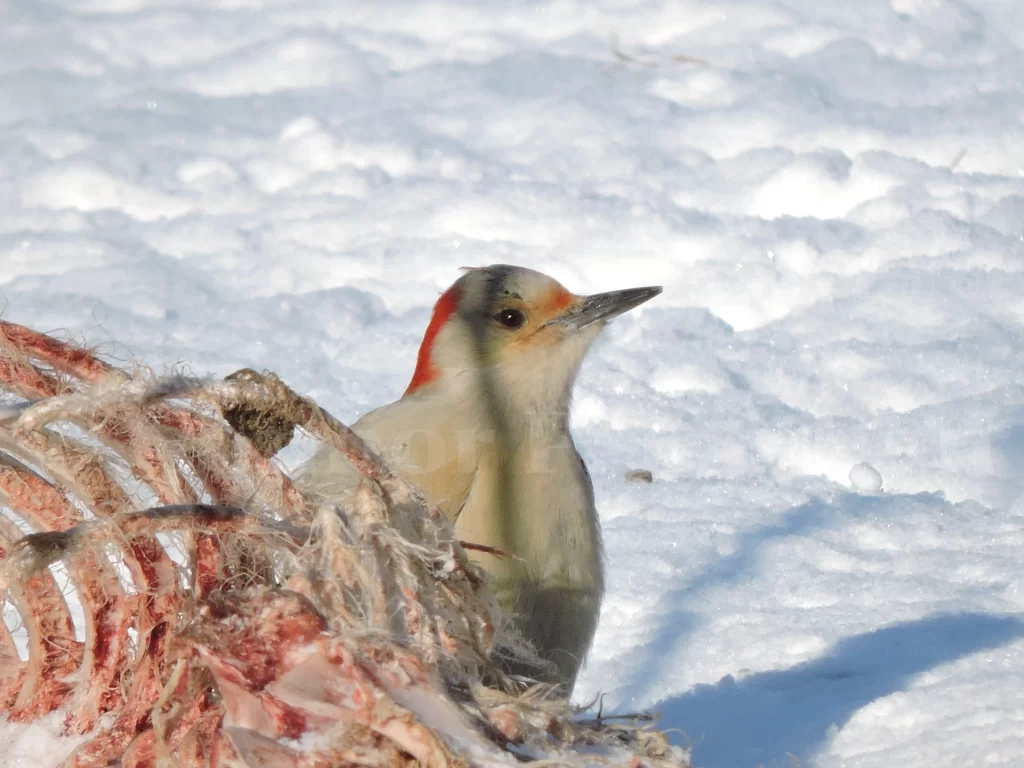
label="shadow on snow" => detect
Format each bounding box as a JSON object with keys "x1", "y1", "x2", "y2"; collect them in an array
[
  {"x1": 655, "y1": 612, "x2": 1024, "y2": 767},
  {"x1": 610, "y1": 489, "x2": 1024, "y2": 766}
]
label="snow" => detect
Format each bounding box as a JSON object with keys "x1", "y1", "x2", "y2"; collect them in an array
[
  {"x1": 849, "y1": 462, "x2": 884, "y2": 493},
  {"x1": 0, "y1": 712, "x2": 89, "y2": 767},
  {"x1": 2, "y1": 0, "x2": 1024, "y2": 765}
]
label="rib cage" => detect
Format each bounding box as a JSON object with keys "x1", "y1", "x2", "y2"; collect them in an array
[{"x1": 0, "y1": 320, "x2": 688, "y2": 767}]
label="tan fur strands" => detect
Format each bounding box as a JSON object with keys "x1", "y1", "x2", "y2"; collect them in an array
[{"x1": 0, "y1": 320, "x2": 689, "y2": 768}]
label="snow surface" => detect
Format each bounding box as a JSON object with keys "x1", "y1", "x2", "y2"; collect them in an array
[{"x1": 3, "y1": 0, "x2": 1024, "y2": 765}]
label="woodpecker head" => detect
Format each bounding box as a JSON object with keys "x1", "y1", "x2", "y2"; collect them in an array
[{"x1": 404, "y1": 265, "x2": 661, "y2": 418}]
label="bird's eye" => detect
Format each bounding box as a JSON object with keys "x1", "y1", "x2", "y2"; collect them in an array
[{"x1": 493, "y1": 308, "x2": 526, "y2": 330}]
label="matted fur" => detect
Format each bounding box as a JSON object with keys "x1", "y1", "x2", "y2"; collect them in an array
[{"x1": 0, "y1": 320, "x2": 689, "y2": 767}]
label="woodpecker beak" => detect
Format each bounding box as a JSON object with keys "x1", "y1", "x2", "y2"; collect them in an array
[{"x1": 551, "y1": 286, "x2": 662, "y2": 330}]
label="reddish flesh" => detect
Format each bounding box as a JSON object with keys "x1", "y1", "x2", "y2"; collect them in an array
[
  {"x1": 0, "y1": 324, "x2": 541, "y2": 768},
  {"x1": 0, "y1": 321, "x2": 115, "y2": 383},
  {"x1": 0, "y1": 463, "x2": 132, "y2": 732},
  {"x1": 0, "y1": 356, "x2": 60, "y2": 398},
  {"x1": 0, "y1": 516, "x2": 80, "y2": 721}
]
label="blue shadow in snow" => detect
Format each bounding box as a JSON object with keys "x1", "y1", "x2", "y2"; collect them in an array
[
  {"x1": 655, "y1": 612, "x2": 1024, "y2": 767},
  {"x1": 617, "y1": 497, "x2": 837, "y2": 706}
]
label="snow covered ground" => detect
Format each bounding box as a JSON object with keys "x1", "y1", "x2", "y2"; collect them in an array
[{"x1": 3, "y1": 0, "x2": 1024, "y2": 765}]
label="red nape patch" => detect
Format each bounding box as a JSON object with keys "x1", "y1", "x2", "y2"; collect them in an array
[{"x1": 405, "y1": 285, "x2": 461, "y2": 395}]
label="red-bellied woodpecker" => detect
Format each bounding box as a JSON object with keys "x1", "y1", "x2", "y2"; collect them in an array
[{"x1": 301, "y1": 265, "x2": 661, "y2": 692}]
